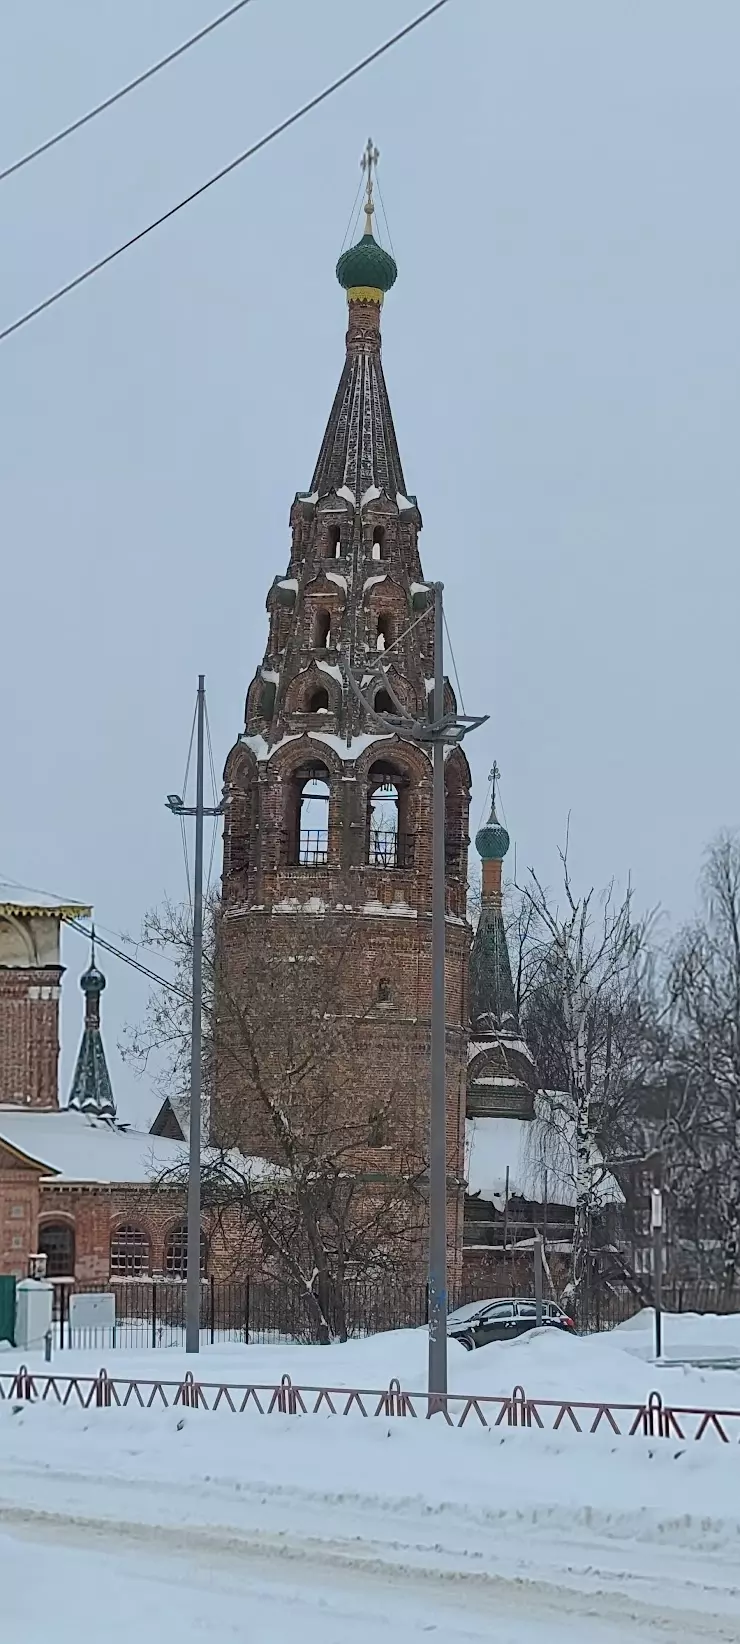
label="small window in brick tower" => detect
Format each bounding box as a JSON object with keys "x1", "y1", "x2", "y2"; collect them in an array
[
  {"x1": 314, "y1": 610, "x2": 332, "y2": 648},
  {"x1": 330, "y1": 525, "x2": 342, "y2": 557},
  {"x1": 308, "y1": 686, "x2": 330, "y2": 713},
  {"x1": 376, "y1": 614, "x2": 393, "y2": 651},
  {"x1": 374, "y1": 689, "x2": 393, "y2": 714},
  {"x1": 371, "y1": 526, "x2": 386, "y2": 561}
]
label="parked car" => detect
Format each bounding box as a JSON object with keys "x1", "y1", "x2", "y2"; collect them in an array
[{"x1": 447, "y1": 1297, "x2": 576, "y2": 1351}]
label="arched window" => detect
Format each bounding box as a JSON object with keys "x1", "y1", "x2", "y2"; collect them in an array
[
  {"x1": 307, "y1": 686, "x2": 330, "y2": 713},
  {"x1": 368, "y1": 1108, "x2": 388, "y2": 1146},
  {"x1": 374, "y1": 689, "x2": 394, "y2": 714},
  {"x1": 38, "y1": 1222, "x2": 75, "y2": 1278},
  {"x1": 261, "y1": 681, "x2": 276, "y2": 720},
  {"x1": 314, "y1": 610, "x2": 332, "y2": 649},
  {"x1": 366, "y1": 762, "x2": 413, "y2": 868},
  {"x1": 376, "y1": 614, "x2": 393, "y2": 651},
  {"x1": 110, "y1": 1225, "x2": 150, "y2": 1277},
  {"x1": 377, "y1": 977, "x2": 392, "y2": 1003},
  {"x1": 329, "y1": 525, "x2": 342, "y2": 558},
  {"x1": 290, "y1": 762, "x2": 331, "y2": 866},
  {"x1": 164, "y1": 1224, "x2": 207, "y2": 1280},
  {"x1": 371, "y1": 526, "x2": 386, "y2": 561}
]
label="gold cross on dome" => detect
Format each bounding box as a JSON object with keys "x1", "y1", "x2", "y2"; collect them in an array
[{"x1": 361, "y1": 137, "x2": 379, "y2": 232}]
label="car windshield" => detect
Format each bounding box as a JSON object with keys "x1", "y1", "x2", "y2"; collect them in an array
[{"x1": 447, "y1": 1299, "x2": 502, "y2": 1324}]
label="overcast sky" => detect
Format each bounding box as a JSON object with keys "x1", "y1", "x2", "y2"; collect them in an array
[{"x1": 2, "y1": 1, "x2": 739, "y2": 1127}]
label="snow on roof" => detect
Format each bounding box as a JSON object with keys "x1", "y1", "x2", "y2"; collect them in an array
[
  {"x1": 363, "y1": 574, "x2": 387, "y2": 594},
  {"x1": 0, "y1": 886, "x2": 91, "y2": 919},
  {"x1": 0, "y1": 1108, "x2": 269, "y2": 1188},
  {"x1": 465, "y1": 1114, "x2": 624, "y2": 1211},
  {"x1": 316, "y1": 661, "x2": 343, "y2": 683},
  {"x1": 337, "y1": 485, "x2": 356, "y2": 505},
  {"x1": 396, "y1": 492, "x2": 414, "y2": 511},
  {"x1": 409, "y1": 582, "x2": 430, "y2": 598},
  {"x1": 0, "y1": 1108, "x2": 189, "y2": 1184},
  {"x1": 325, "y1": 571, "x2": 347, "y2": 592}
]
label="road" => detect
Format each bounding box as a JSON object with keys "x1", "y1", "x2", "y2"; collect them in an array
[{"x1": 2, "y1": 1462, "x2": 740, "y2": 1643}]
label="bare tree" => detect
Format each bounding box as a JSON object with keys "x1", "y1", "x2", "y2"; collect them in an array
[
  {"x1": 520, "y1": 851, "x2": 658, "y2": 1303},
  {"x1": 123, "y1": 901, "x2": 424, "y2": 1340},
  {"x1": 667, "y1": 834, "x2": 740, "y2": 1293}
]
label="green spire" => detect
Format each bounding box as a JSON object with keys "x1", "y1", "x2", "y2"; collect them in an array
[{"x1": 68, "y1": 930, "x2": 116, "y2": 1120}]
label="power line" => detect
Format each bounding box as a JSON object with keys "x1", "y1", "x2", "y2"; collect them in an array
[
  {"x1": 0, "y1": 0, "x2": 257, "y2": 187},
  {"x1": 0, "y1": 0, "x2": 452, "y2": 347},
  {"x1": 65, "y1": 917, "x2": 189, "y2": 999},
  {"x1": 443, "y1": 609, "x2": 466, "y2": 715}
]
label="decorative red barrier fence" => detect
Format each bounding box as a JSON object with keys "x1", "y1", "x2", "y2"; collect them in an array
[{"x1": 2, "y1": 1367, "x2": 739, "y2": 1442}]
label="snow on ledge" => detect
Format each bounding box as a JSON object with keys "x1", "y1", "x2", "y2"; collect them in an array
[
  {"x1": 240, "y1": 732, "x2": 302, "y2": 762},
  {"x1": 363, "y1": 574, "x2": 387, "y2": 594},
  {"x1": 316, "y1": 661, "x2": 343, "y2": 683},
  {"x1": 311, "y1": 732, "x2": 393, "y2": 761},
  {"x1": 325, "y1": 570, "x2": 348, "y2": 592}
]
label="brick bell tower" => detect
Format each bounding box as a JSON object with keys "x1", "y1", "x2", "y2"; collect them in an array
[{"x1": 216, "y1": 148, "x2": 472, "y2": 1269}]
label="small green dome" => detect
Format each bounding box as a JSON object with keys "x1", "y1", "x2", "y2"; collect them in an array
[
  {"x1": 336, "y1": 231, "x2": 397, "y2": 295},
  {"x1": 475, "y1": 808, "x2": 510, "y2": 862},
  {"x1": 81, "y1": 962, "x2": 106, "y2": 995}
]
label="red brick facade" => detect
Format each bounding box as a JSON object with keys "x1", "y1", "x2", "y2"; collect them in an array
[{"x1": 0, "y1": 968, "x2": 61, "y2": 1110}]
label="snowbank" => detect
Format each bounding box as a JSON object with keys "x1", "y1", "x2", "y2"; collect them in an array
[{"x1": 5, "y1": 1314, "x2": 740, "y2": 1407}]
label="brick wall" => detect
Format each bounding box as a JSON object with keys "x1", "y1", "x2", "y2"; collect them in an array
[
  {"x1": 0, "y1": 1153, "x2": 40, "y2": 1277},
  {"x1": 0, "y1": 967, "x2": 61, "y2": 1108}
]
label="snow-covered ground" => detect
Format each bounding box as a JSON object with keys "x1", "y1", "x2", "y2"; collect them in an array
[{"x1": 3, "y1": 1316, "x2": 740, "y2": 1641}]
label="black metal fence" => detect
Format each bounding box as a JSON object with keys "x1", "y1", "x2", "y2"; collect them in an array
[
  {"x1": 49, "y1": 1274, "x2": 740, "y2": 1351},
  {"x1": 52, "y1": 1277, "x2": 433, "y2": 1351}
]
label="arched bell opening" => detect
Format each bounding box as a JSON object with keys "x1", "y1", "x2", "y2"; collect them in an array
[
  {"x1": 287, "y1": 762, "x2": 332, "y2": 867},
  {"x1": 365, "y1": 761, "x2": 413, "y2": 869}
]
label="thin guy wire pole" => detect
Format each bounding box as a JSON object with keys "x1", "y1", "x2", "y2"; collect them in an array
[
  {"x1": 0, "y1": 0, "x2": 452, "y2": 346},
  {"x1": 428, "y1": 581, "x2": 448, "y2": 1403},
  {"x1": 0, "y1": 0, "x2": 255, "y2": 185},
  {"x1": 186, "y1": 675, "x2": 206, "y2": 1355}
]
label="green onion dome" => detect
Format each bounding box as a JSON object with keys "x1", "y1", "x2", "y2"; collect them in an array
[
  {"x1": 336, "y1": 231, "x2": 397, "y2": 297},
  {"x1": 475, "y1": 805, "x2": 510, "y2": 862}
]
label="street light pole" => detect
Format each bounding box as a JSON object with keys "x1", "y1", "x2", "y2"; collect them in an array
[
  {"x1": 166, "y1": 675, "x2": 223, "y2": 1356},
  {"x1": 185, "y1": 675, "x2": 205, "y2": 1354},
  {"x1": 428, "y1": 582, "x2": 448, "y2": 1400}
]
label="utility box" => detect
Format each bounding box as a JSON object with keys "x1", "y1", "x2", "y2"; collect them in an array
[
  {"x1": 15, "y1": 1279, "x2": 53, "y2": 1352},
  {"x1": 0, "y1": 1276, "x2": 16, "y2": 1345},
  {"x1": 69, "y1": 1291, "x2": 115, "y2": 1349}
]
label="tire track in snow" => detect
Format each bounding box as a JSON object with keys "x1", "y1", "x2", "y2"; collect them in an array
[{"x1": 0, "y1": 1500, "x2": 739, "y2": 1642}]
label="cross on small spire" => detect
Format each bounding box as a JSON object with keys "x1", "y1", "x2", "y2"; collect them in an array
[
  {"x1": 361, "y1": 137, "x2": 379, "y2": 233},
  {"x1": 489, "y1": 761, "x2": 500, "y2": 804}
]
